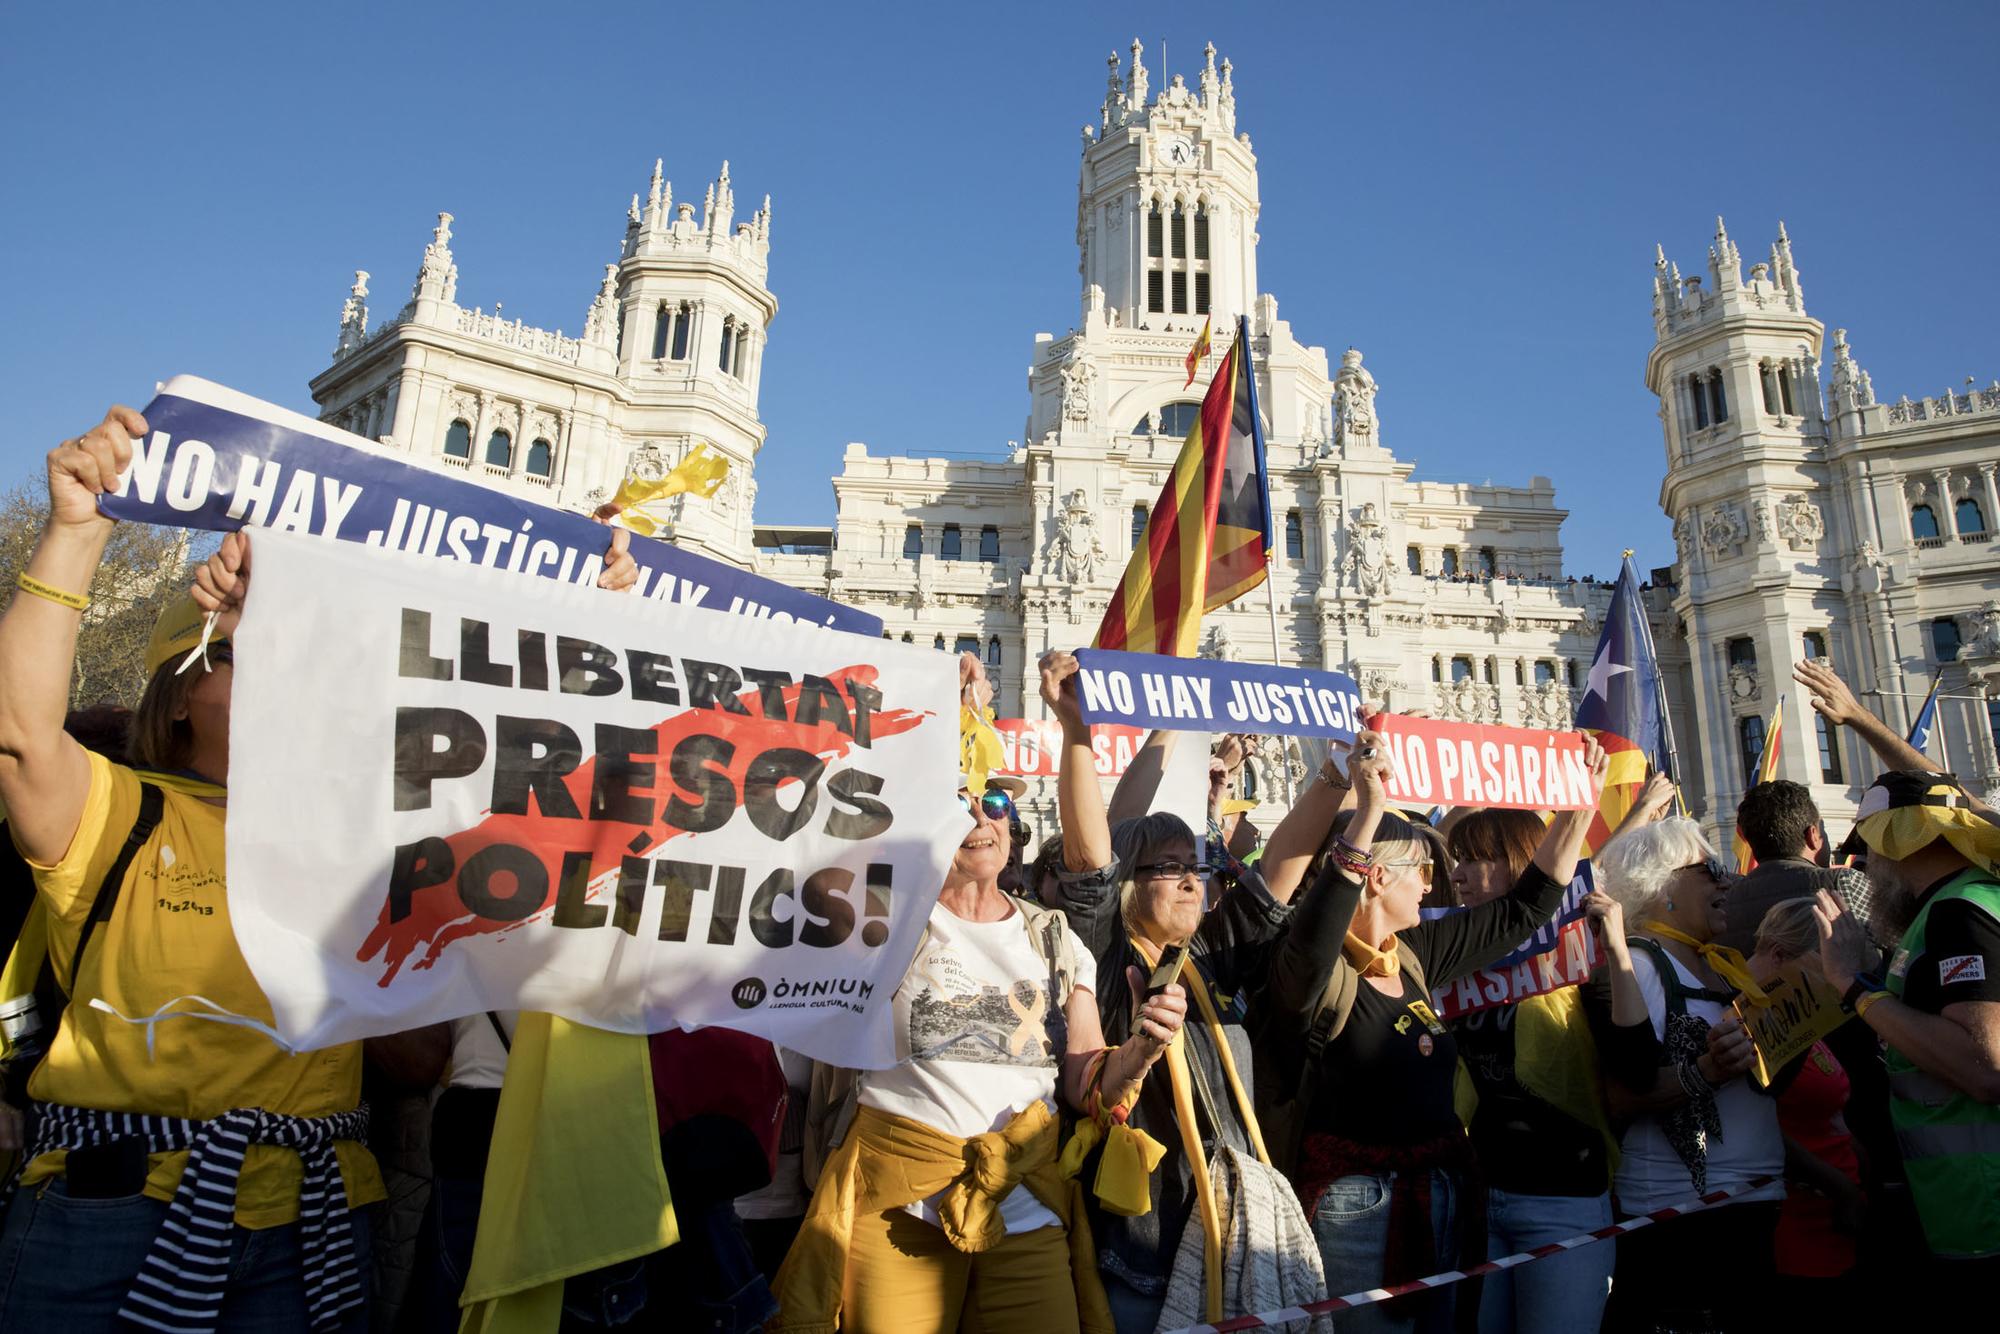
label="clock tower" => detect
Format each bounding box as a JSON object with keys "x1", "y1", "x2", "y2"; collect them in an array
[{"x1": 1078, "y1": 41, "x2": 1260, "y2": 332}]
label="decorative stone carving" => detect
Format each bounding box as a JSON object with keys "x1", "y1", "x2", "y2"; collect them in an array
[
  {"x1": 1437, "y1": 679, "x2": 1500, "y2": 723},
  {"x1": 910, "y1": 559, "x2": 936, "y2": 611},
  {"x1": 1358, "y1": 667, "x2": 1401, "y2": 714},
  {"x1": 1851, "y1": 540, "x2": 1889, "y2": 576},
  {"x1": 1965, "y1": 600, "x2": 2000, "y2": 659},
  {"x1": 334, "y1": 271, "x2": 369, "y2": 359},
  {"x1": 1520, "y1": 681, "x2": 1572, "y2": 729},
  {"x1": 1331, "y1": 349, "x2": 1378, "y2": 450},
  {"x1": 1047, "y1": 488, "x2": 1105, "y2": 586},
  {"x1": 1247, "y1": 735, "x2": 1304, "y2": 802},
  {"x1": 1342, "y1": 502, "x2": 1394, "y2": 598},
  {"x1": 1202, "y1": 625, "x2": 1240, "y2": 661},
  {"x1": 1495, "y1": 602, "x2": 1519, "y2": 635},
  {"x1": 625, "y1": 441, "x2": 667, "y2": 482},
  {"x1": 1726, "y1": 662, "x2": 1761, "y2": 704},
  {"x1": 1060, "y1": 352, "x2": 1097, "y2": 424},
  {"x1": 410, "y1": 212, "x2": 458, "y2": 305},
  {"x1": 584, "y1": 264, "x2": 620, "y2": 346},
  {"x1": 1699, "y1": 504, "x2": 1748, "y2": 557},
  {"x1": 1774, "y1": 495, "x2": 1825, "y2": 550}
]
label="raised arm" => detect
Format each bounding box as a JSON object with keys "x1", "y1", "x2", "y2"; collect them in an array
[
  {"x1": 1260, "y1": 737, "x2": 1387, "y2": 1019},
  {"x1": 1794, "y1": 659, "x2": 1966, "y2": 791},
  {"x1": 0, "y1": 409, "x2": 146, "y2": 864},
  {"x1": 1041, "y1": 650, "x2": 1113, "y2": 873},
  {"x1": 1257, "y1": 748, "x2": 1353, "y2": 906},
  {"x1": 1106, "y1": 728, "x2": 1176, "y2": 828},
  {"x1": 1606, "y1": 771, "x2": 1676, "y2": 845}
]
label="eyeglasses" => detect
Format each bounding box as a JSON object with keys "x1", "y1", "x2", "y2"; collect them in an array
[
  {"x1": 1136, "y1": 860, "x2": 1214, "y2": 882},
  {"x1": 1379, "y1": 857, "x2": 1434, "y2": 882},
  {"x1": 958, "y1": 790, "x2": 1016, "y2": 823},
  {"x1": 1679, "y1": 857, "x2": 1733, "y2": 886}
]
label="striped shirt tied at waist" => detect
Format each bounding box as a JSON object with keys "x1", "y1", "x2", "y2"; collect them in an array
[{"x1": 29, "y1": 1101, "x2": 371, "y2": 1334}]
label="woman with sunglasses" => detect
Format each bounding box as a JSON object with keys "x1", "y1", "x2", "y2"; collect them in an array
[
  {"x1": 1035, "y1": 651, "x2": 1361, "y2": 1332},
  {"x1": 1586, "y1": 817, "x2": 1781, "y2": 1334},
  {"x1": 1258, "y1": 731, "x2": 1606, "y2": 1334},
  {"x1": 773, "y1": 719, "x2": 1187, "y2": 1334}
]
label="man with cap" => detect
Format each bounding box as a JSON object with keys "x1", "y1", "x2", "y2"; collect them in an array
[{"x1": 1815, "y1": 769, "x2": 2000, "y2": 1294}]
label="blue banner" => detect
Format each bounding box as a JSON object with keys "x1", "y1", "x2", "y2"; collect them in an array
[
  {"x1": 1423, "y1": 863, "x2": 1600, "y2": 1018},
  {"x1": 1070, "y1": 648, "x2": 1363, "y2": 740},
  {"x1": 101, "y1": 377, "x2": 879, "y2": 637}
]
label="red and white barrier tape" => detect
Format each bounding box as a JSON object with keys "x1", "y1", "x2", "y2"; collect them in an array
[{"x1": 1164, "y1": 1175, "x2": 1779, "y2": 1333}]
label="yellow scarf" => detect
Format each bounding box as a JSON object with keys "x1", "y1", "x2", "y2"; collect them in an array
[
  {"x1": 1640, "y1": 921, "x2": 1772, "y2": 1006},
  {"x1": 1342, "y1": 931, "x2": 1401, "y2": 979},
  {"x1": 1127, "y1": 937, "x2": 1273, "y2": 1323},
  {"x1": 770, "y1": 1101, "x2": 1112, "y2": 1333}
]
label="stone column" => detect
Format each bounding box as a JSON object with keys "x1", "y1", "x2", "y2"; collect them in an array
[
  {"x1": 1980, "y1": 464, "x2": 1998, "y2": 535},
  {"x1": 470, "y1": 394, "x2": 494, "y2": 466},
  {"x1": 1934, "y1": 470, "x2": 1958, "y2": 536}
]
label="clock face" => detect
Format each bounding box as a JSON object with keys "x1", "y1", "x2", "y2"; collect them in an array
[{"x1": 1163, "y1": 137, "x2": 1195, "y2": 166}]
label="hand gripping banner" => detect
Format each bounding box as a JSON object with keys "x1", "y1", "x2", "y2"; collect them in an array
[
  {"x1": 101, "y1": 376, "x2": 879, "y2": 637},
  {"x1": 224, "y1": 531, "x2": 961, "y2": 1068}
]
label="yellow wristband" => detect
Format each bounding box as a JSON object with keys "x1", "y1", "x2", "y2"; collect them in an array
[
  {"x1": 1855, "y1": 990, "x2": 1893, "y2": 1020},
  {"x1": 15, "y1": 572, "x2": 90, "y2": 611}
]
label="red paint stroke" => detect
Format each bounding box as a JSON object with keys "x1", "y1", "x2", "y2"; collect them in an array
[{"x1": 357, "y1": 664, "x2": 928, "y2": 984}]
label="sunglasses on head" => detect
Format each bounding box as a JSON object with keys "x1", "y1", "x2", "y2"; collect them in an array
[{"x1": 959, "y1": 790, "x2": 1016, "y2": 822}]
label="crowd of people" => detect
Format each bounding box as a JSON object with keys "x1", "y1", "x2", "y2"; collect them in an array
[{"x1": 0, "y1": 407, "x2": 1996, "y2": 1332}]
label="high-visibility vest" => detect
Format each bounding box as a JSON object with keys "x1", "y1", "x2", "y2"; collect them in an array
[{"x1": 1885, "y1": 868, "x2": 2000, "y2": 1259}]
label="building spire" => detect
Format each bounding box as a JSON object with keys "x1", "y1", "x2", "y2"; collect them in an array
[
  {"x1": 1103, "y1": 50, "x2": 1122, "y2": 129},
  {"x1": 1200, "y1": 41, "x2": 1219, "y2": 105},
  {"x1": 585, "y1": 263, "x2": 620, "y2": 347},
  {"x1": 1128, "y1": 37, "x2": 1149, "y2": 108},
  {"x1": 1771, "y1": 219, "x2": 1802, "y2": 310},
  {"x1": 409, "y1": 211, "x2": 457, "y2": 305},
  {"x1": 334, "y1": 270, "x2": 370, "y2": 358},
  {"x1": 1707, "y1": 214, "x2": 1741, "y2": 291}
]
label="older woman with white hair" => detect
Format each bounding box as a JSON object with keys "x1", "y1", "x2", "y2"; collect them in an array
[{"x1": 1584, "y1": 815, "x2": 1783, "y2": 1334}]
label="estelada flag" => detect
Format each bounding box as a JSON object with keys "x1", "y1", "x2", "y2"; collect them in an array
[
  {"x1": 1096, "y1": 315, "x2": 1271, "y2": 657},
  {"x1": 1573, "y1": 554, "x2": 1669, "y2": 851},
  {"x1": 1183, "y1": 314, "x2": 1213, "y2": 389},
  {"x1": 1732, "y1": 696, "x2": 1786, "y2": 872}
]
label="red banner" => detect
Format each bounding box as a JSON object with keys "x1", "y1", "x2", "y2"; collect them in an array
[
  {"x1": 1370, "y1": 713, "x2": 1594, "y2": 811},
  {"x1": 990, "y1": 719, "x2": 1148, "y2": 779}
]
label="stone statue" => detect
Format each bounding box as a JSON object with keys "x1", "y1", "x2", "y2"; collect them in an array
[
  {"x1": 1060, "y1": 353, "x2": 1097, "y2": 423},
  {"x1": 1203, "y1": 625, "x2": 1239, "y2": 661},
  {"x1": 1047, "y1": 488, "x2": 1105, "y2": 586},
  {"x1": 1332, "y1": 349, "x2": 1378, "y2": 450},
  {"x1": 1341, "y1": 502, "x2": 1393, "y2": 598},
  {"x1": 1966, "y1": 600, "x2": 2000, "y2": 659}
]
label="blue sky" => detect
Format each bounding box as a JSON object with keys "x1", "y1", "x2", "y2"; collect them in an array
[{"x1": 3, "y1": 2, "x2": 1993, "y2": 576}]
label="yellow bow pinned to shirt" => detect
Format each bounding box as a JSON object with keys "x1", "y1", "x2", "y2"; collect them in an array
[{"x1": 606, "y1": 443, "x2": 730, "y2": 537}]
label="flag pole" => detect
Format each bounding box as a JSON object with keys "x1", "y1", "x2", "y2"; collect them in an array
[
  {"x1": 1239, "y1": 313, "x2": 1295, "y2": 805},
  {"x1": 1262, "y1": 569, "x2": 1295, "y2": 804},
  {"x1": 1625, "y1": 550, "x2": 1683, "y2": 789}
]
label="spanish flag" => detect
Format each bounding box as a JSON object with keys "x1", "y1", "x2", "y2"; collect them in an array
[
  {"x1": 1183, "y1": 315, "x2": 1213, "y2": 389},
  {"x1": 1096, "y1": 316, "x2": 1270, "y2": 657},
  {"x1": 1732, "y1": 696, "x2": 1786, "y2": 872}
]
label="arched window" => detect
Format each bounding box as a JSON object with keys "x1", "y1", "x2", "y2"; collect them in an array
[
  {"x1": 1802, "y1": 631, "x2": 1827, "y2": 660},
  {"x1": 940, "y1": 525, "x2": 962, "y2": 560},
  {"x1": 1194, "y1": 207, "x2": 1209, "y2": 260},
  {"x1": 443, "y1": 418, "x2": 472, "y2": 459},
  {"x1": 1132, "y1": 504, "x2": 1149, "y2": 544},
  {"x1": 1285, "y1": 510, "x2": 1304, "y2": 560},
  {"x1": 1707, "y1": 368, "x2": 1728, "y2": 424},
  {"x1": 1727, "y1": 636, "x2": 1757, "y2": 669},
  {"x1": 670, "y1": 302, "x2": 691, "y2": 360},
  {"x1": 1738, "y1": 714, "x2": 1767, "y2": 785},
  {"x1": 1431, "y1": 657, "x2": 1443, "y2": 683},
  {"x1": 987, "y1": 637, "x2": 1002, "y2": 666},
  {"x1": 1441, "y1": 549, "x2": 1460, "y2": 577},
  {"x1": 1171, "y1": 205, "x2": 1187, "y2": 260},
  {"x1": 1406, "y1": 546, "x2": 1422, "y2": 575},
  {"x1": 1514, "y1": 660, "x2": 1525, "y2": 686},
  {"x1": 485, "y1": 429, "x2": 512, "y2": 469},
  {"x1": 732, "y1": 324, "x2": 750, "y2": 380},
  {"x1": 1911, "y1": 504, "x2": 1940, "y2": 541},
  {"x1": 718, "y1": 316, "x2": 737, "y2": 373},
  {"x1": 526, "y1": 438, "x2": 553, "y2": 478},
  {"x1": 953, "y1": 635, "x2": 980, "y2": 657},
  {"x1": 901, "y1": 632, "x2": 914, "y2": 643},
  {"x1": 1778, "y1": 364, "x2": 1795, "y2": 415},
  {"x1": 1565, "y1": 659, "x2": 1579, "y2": 688},
  {"x1": 1479, "y1": 546, "x2": 1497, "y2": 576},
  {"x1": 1152, "y1": 402, "x2": 1202, "y2": 438},
  {"x1": 1957, "y1": 497, "x2": 1987, "y2": 535},
  {"x1": 1450, "y1": 656, "x2": 1474, "y2": 683},
  {"x1": 1533, "y1": 661, "x2": 1555, "y2": 686},
  {"x1": 1935, "y1": 617, "x2": 1963, "y2": 662},
  {"x1": 651, "y1": 303, "x2": 672, "y2": 359},
  {"x1": 978, "y1": 526, "x2": 1000, "y2": 562},
  {"x1": 1761, "y1": 363, "x2": 1780, "y2": 415},
  {"x1": 933, "y1": 635, "x2": 946, "y2": 651},
  {"x1": 903, "y1": 524, "x2": 923, "y2": 559},
  {"x1": 1689, "y1": 374, "x2": 1710, "y2": 431}
]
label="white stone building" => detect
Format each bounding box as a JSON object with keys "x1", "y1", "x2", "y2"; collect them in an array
[
  {"x1": 1648, "y1": 219, "x2": 2000, "y2": 834},
  {"x1": 306, "y1": 42, "x2": 1997, "y2": 848}
]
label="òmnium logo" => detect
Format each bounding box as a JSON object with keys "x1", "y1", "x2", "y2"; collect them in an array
[{"x1": 731, "y1": 978, "x2": 768, "y2": 1010}]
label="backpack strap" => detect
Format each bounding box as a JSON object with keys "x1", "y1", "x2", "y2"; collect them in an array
[
  {"x1": 61, "y1": 782, "x2": 164, "y2": 999},
  {"x1": 485, "y1": 1011, "x2": 513, "y2": 1052}
]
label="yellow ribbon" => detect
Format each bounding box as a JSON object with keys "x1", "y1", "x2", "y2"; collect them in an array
[
  {"x1": 606, "y1": 443, "x2": 730, "y2": 536},
  {"x1": 959, "y1": 704, "x2": 1005, "y2": 796},
  {"x1": 1640, "y1": 921, "x2": 1772, "y2": 1006}
]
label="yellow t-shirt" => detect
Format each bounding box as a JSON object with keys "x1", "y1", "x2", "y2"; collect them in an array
[{"x1": 17, "y1": 752, "x2": 384, "y2": 1227}]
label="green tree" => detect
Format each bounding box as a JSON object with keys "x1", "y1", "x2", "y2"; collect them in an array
[{"x1": 0, "y1": 476, "x2": 209, "y2": 710}]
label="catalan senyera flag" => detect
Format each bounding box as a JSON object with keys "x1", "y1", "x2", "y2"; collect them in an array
[
  {"x1": 1183, "y1": 315, "x2": 1213, "y2": 389},
  {"x1": 1573, "y1": 555, "x2": 1670, "y2": 852},
  {"x1": 1732, "y1": 696, "x2": 1786, "y2": 872},
  {"x1": 1097, "y1": 315, "x2": 1271, "y2": 657}
]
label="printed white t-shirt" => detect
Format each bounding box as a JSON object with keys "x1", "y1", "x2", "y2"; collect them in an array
[
  {"x1": 1613, "y1": 948, "x2": 1785, "y2": 1212},
  {"x1": 859, "y1": 900, "x2": 1096, "y2": 1235}
]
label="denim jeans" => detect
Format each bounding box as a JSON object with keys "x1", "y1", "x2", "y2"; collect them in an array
[
  {"x1": 1310, "y1": 1170, "x2": 1460, "y2": 1334},
  {"x1": 400, "y1": 1169, "x2": 485, "y2": 1333},
  {"x1": 0, "y1": 1178, "x2": 373, "y2": 1332},
  {"x1": 1475, "y1": 1188, "x2": 1613, "y2": 1334}
]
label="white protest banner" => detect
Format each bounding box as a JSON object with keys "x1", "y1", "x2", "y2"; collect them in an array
[
  {"x1": 1372, "y1": 712, "x2": 1596, "y2": 811},
  {"x1": 989, "y1": 719, "x2": 1146, "y2": 779},
  {"x1": 1427, "y1": 866, "x2": 1601, "y2": 1018},
  {"x1": 225, "y1": 530, "x2": 963, "y2": 1069},
  {"x1": 1071, "y1": 648, "x2": 1364, "y2": 740}
]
